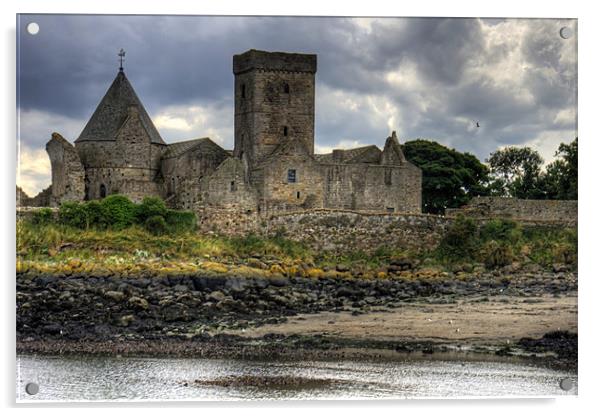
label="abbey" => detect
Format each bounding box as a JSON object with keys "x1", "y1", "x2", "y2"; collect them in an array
[{"x1": 44, "y1": 49, "x2": 422, "y2": 214}]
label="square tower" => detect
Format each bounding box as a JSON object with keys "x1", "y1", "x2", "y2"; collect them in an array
[{"x1": 233, "y1": 50, "x2": 317, "y2": 168}]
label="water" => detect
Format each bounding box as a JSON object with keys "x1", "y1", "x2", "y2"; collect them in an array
[{"x1": 16, "y1": 354, "x2": 577, "y2": 401}]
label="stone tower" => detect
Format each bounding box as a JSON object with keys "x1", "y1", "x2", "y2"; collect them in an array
[
  {"x1": 74, "y1": 69, "x2": 166, "y2": 201},
  {"x1": 233, "y1": 50, "x2": 317, "y2": 169}
]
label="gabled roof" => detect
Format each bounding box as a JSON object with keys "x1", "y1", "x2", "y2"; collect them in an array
[
  {"x1": 75, "y1": 71, "x2": 165, "y2": 145},
  {"x1": 163, "y1": 137, "x2": 228, "y2": 159},
  {"x1": 315, "y1": 145, "x2": 382, "y2": 164}
]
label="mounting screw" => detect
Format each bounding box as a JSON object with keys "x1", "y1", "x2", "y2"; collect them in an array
[
  {"x1": 559, "y1": 378, "x2": 574, "y2": 391},
  {"x1": 25, "y1": 382, "x2": 39, "y2": 395}
]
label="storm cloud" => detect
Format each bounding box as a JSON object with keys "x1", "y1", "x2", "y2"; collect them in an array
[{"x1": 17, "y1": 15, "x2": 577, "y2": 195}]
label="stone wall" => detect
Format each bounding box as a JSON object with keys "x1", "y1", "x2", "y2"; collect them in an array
[
  {"x1": 253, "y1": 140, "x2": 324, "y2": 211},
  {"x1": 446, "y1": 197, "x2": 578, "y2": 224},
  {"x1": 45, "y1": 133, "x2": 85, "y2": 206},
  {"x1": 320, "y1": 162, "x2": 421, "y2": 213},
  {"x1": 199, "y1": 158, "x2": 258, "y2": 210},
  {"x1": 162, "y1": 139, "x2": 231, "y2": 209},
  {"x1": 264, "y1": 210, "x2": 451, "y2": 254}
]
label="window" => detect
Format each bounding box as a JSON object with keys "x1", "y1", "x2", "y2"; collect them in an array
[
  {"x1": 230, "y1": 181, "x2": 237, "y2": 192},
  {"x1": 296, "y1": 191, "x2": 301, "y2": 199},
  {"x1": 384, "y1": 168, "x2": 392, "y2": 186},
  {"x1": 241, "y1": 83, "x2": 246, "y2": 99},
  {"x1": 283, "y1": 83, "x2": 290, "y2": 94},
  {"x1": 386, "y1": 207, "x2": 395, "y2": 213},
  {"x1": 283, "y1": 126, "x2": 288, "y2": 136},
  {"x1": 287, "y1": 169, "x2": 297, "y2": 183},
  {"x1": 99, "y1": 184, "x2": 106, "y2": 198}
]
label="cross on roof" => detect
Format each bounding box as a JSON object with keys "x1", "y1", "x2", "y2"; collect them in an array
[{"x1": 118, "y1": 49, "x2": 126, "y2": 72}]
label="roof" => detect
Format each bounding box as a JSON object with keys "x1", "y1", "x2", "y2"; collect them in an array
[
  {"x1": 315, "y1": 145, "x2": 382, "y2": 164},
  {"x1": 163, "y1": 137, "x2": 228, "y2": 159},
  {"x1": 75, "y1": 71, "x2": 165, "y2": 145}
]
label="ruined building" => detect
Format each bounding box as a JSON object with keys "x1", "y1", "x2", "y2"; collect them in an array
[{"x1": 40, "y1": 49, "x2": 422, "y2": 214}]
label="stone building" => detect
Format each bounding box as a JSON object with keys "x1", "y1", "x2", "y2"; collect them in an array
[{"x1": 38, "y1": 49, "x2": 422, "y2": 214}]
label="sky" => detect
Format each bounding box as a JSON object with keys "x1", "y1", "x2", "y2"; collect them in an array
[{"x1": 16, "y1": 15, "x2": 577, "y2": 196}]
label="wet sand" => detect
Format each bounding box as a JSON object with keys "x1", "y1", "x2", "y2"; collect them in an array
[{"x1": 226, "y1": 294, "x2": 577, "y2": 345}]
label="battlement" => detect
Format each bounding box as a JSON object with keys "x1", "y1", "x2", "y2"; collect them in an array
[{"x1": 233, "y1": 49, "x2": 317, "y2": 74}]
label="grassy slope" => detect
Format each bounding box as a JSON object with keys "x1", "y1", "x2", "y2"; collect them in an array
[{"x1": 16, "y1": 218, "x2": 577, "y2": 278}]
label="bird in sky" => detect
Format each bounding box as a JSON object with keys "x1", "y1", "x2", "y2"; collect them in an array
[{"x1": 476, "y1": 121, "x2": 480, "y2": 128}]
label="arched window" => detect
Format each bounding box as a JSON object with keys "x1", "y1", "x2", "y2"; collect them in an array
[
  {"x1": 283, "y1": 126, "x2": 288, "y2": 136},
  {"x1": 99, "y1": 184, "x2": 106, "y2": 198},
  {"x1": 283, "y1": 83, "x2": 290, "y2": 94}
]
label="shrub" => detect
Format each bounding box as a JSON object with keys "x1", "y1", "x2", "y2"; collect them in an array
[
  {"x1": 479, "y1": 219, "x2": 521, "y2": 244},
  {"x1": 59, "y1": 202, "x2": 88, "y2": 228},
  {"x1": 145, "y1": 215, "x2": 168, "y2": 236},
  {"x1": 437, "y1": 216, "x2": 478, "y2": 261},
  {"x1": 480, "y1": 240, "x2": 513, "y2": 269},
  {"x1": 83, "y1": 200, "x2": 107, "y2": 229},
  {"x1": 100, "y1": 195, "x2": 136, "y2": 230},
  {"x1": 30, "y1": 208, "x2": 54, "y2": 225},
  {"x1": 136, "y1": 197, "x2": 167, "y2": 223},
  {"x1": 165, "y1": 209, "x2": 197, "y2": 233}
]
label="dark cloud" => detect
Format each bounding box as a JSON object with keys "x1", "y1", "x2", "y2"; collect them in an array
[{"x1": 17, "y1": 15, "x2": 577, "y2": 183}]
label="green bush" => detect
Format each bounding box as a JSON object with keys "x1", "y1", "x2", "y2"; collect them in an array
[
  {"x1": 480, "y1": 240, "x2": 513, "y2": 269},
  {"x1": 136, "y1": 197, "x2": 167, "y2": 223},
  {"x1": 437, "y1": 216, "x2": 478, "y2": 261},
  {"x1": 145, "y1": 215, "x2": 168, "y2": 236},
  {"x1": 83, "y1": 200, "x2": 107, "y2": 229},
  {"x1": 479, "y1": 219, "x2": 521, "y2": 244},
  {"x1": 30, "y1": 208, "x2": 54, "y2": 225},
  {"x1": 59, "y1": 202, "x2": 88, "y2": 228},
  {"x1": 100, "y1": 195, "x2": 136, "y2": 230},
  {"x1": 165, "y1": 209, "x2": 197, "y2": 233}
]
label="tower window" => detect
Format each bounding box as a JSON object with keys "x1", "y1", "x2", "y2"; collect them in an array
[
  {"x1": 99, "y1": 184, "x2": 106, "y2": 198},
  {"x1": 296, "y1": 191, "x2": 301, "y2": 199},
  {"x1": 283, "y1": 83, "x2": 290, "y2": 94},
  {"x1": 287, "y1": 169, "x2": 297, "y2": 183},
  {"x1": 283, "y1": 126, "x2": 288, "y2": 136},
  {"x1": 241, "y1": 83, "x2": 246, "y2": 99},
  {"x1": 230, "y1": 181, "x2": 237, "y2": 192},
  {"x1": 384, "y1": 168, "x2": 392, "y2": 186}
]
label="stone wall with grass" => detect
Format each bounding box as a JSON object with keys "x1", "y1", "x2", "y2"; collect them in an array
[
  {"x1": 263, "y1": 210, "x2": 452, "y2": 254},
  {"x1": 446, "y1": 197, "x2": 578, "y2": 225}
]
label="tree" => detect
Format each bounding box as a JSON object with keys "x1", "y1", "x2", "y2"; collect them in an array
[
  {"x1": 402, "y1": 139, "x2": 490, "y2": 214},
  {"x1": 486, "y1": 146, "x2": 544, "y2": 199},
  {"x1": 540, "y1": 138, "x2": 577, "y2": 200}
]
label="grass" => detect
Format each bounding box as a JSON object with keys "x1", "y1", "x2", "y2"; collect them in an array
[{"x1": 16, "y1": 216, "x2": 577, "y2": 278}]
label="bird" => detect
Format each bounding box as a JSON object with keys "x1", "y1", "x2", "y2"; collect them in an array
[{"x1": 476, "y1": 121, "x2": 480, "y2": 128}]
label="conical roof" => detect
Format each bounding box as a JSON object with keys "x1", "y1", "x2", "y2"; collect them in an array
[{"x1": 75, "y1": 71, "x2": 165, "y2": 145}]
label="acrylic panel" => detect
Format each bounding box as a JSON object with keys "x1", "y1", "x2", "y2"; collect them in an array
[{"x1": 15, "y1": 14, "x2": 578, "y2": 402}]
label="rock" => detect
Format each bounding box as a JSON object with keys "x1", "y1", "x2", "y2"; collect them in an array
[
  {"x1": 247, "y1": 258, "x2": 268, "y2": 270},
  {"x1": 118, "y1": 314, "x2": 135, "y2": 327},
  {"x1": 334, "y1": 287, "x2": 357, "y2": 298},
  {"x1": 128, "y1": 296, "x2": 149, "y2": 310},
  {"x1": 208, "y1": 291, "x2": 226, "y2": 302},
  {"x1": 269, "y1": 277, "x2": 289, "y2": 287},
  {"x1": 335, "y1": 264, "x2": 350, "y2": 272},
  {"x1": 42, "y1": 323, "x2": 62, "y2": 335},
  {"x1": 105, "y1": 291, "x2": 125, "y2": 302},
  {"x1": 552, "y1": 263, "x2": 568, "y2": 273}
]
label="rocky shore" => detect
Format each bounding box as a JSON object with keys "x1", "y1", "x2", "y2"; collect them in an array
[{"x1": 16, "y1": 267, "x2": 578, "y2": 369}]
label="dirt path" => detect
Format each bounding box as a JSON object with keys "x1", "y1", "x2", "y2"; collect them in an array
[{"x1": 229, "y1": 294, "x2": 577, "y2": 344}]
